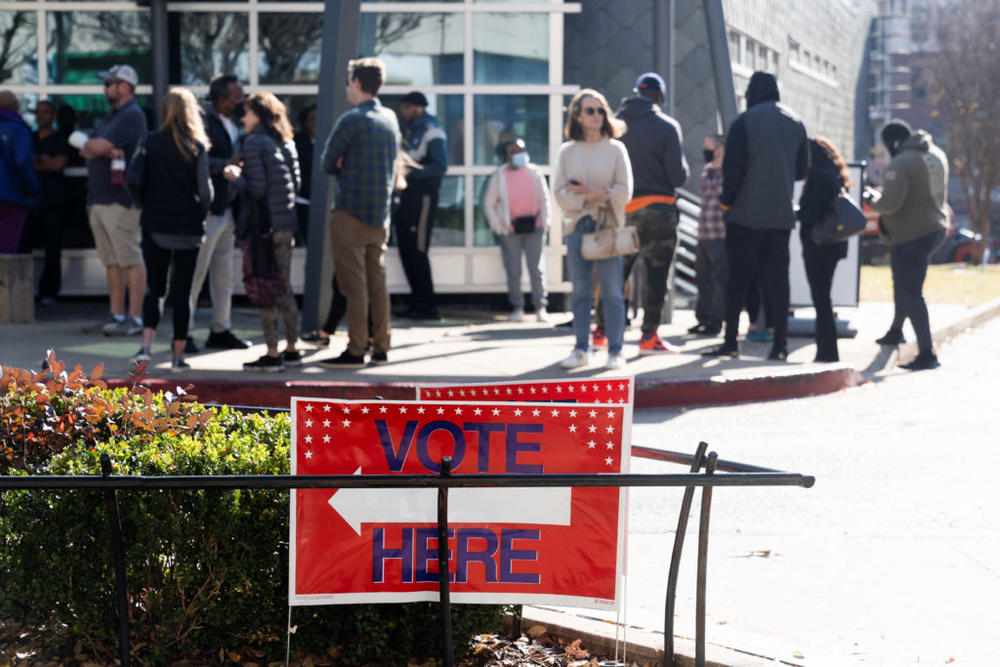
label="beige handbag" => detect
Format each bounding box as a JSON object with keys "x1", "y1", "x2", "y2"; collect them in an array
[{"x1": 580, "y1": 213, "x2": 639, "y2": 260}]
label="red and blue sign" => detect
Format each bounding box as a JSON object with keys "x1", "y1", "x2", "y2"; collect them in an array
[{"x1": 289, "y1": 395, "x2": 631, "y2": 608}]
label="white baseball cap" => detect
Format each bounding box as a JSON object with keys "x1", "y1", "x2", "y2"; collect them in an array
[{"x1": 98, "y1": 64, "x2": 139, "y2": 87}]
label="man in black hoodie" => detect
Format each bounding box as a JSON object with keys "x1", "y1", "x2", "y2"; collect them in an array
[
  {"x1": 595, "y1": 72, "x2": 689, "y2": 355},
  {"x1": 704, "y1": 71, "x2": 808, "y2": 360}
]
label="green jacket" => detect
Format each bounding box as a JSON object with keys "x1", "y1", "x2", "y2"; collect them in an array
[{"x1": 871, "y1": 130, "x2": 949, "y2": 246}]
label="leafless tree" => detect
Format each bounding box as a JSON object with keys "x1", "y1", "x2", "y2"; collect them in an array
[
  {"x1": 927, "y1": 0, "x2": 1000, "y2": 262},
  {"x1": 0, "y1": 11, "x2": 36, "y2": 83}
]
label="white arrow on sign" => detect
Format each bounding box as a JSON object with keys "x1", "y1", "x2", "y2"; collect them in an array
[{"x1": 328, "y1": 469, "x2": 572, "y2": 536}]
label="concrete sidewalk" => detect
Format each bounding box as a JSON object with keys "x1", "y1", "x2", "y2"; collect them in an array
[{"x1": 1, "y1": 297, "x2": 997, "y2": 408}]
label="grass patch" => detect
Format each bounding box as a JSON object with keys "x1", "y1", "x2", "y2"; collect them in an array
[{"x1": 860, "y1": 263, "x2": 1000, "y2": 306}]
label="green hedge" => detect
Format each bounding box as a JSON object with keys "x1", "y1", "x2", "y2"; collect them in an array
[{"x1": 0, "y1": 359, "x2": 504, "y2": 664}]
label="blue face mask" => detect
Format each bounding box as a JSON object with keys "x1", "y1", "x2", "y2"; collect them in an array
[{"x1": 511, "y1": 152, "x2": 529, "y2": 169}]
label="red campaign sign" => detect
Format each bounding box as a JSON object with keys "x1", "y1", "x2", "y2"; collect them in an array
[
  {"x1": 416, "y1": 376, "x2": 635, "y2": 406},
  {"x1": 289, "y1": 398, "x2": 630, "y2": 609}
]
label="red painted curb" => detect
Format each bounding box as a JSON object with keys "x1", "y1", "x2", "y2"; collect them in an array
[{"x1": 106, "y1": 366, "x2": 864, "y2": 410}]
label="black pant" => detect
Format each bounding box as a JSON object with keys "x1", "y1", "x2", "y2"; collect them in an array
[
  {"x1": 322, "y1": 272, "x2": 348, "y2": 334},
  {"x1": 803, "y1": 241, "x2": 845, "y2": 361},
  {"x1": 723, "y1": 223, "x2": 791, "y2": 350},
  {"x1": 36, "y1": 206, "x2": 64, "y2": 299},
  {"x1": 142, "y1": 233, "x2": 200, "y2": 342},
  {"x1": 889, "y1": 228, "x2": 946, "y2": 355},
  {"x1": 392, "y1": 186, "x2": 439, "y2": 313}
]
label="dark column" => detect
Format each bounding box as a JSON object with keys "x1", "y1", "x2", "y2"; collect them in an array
[
  {"x1": 705, "y1": 0, "x2": 738, "y2": 129},
  {"x1": 301, "y1": 0, "x2": 363, "y2": 332},
  {"x1": 150, "y1": 0, "x2": 168, "y2": 125},
  {"x1": 655, "y1": 0, "x2": 675, "y2": 116}
]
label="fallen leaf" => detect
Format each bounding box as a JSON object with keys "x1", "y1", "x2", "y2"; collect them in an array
[{"x1": 527, "y1": 624, "x2": 547, "y2": 639}]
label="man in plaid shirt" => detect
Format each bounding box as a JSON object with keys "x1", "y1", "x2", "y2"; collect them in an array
[
  {"x1": 690, "y1": 133, "x2": 726, "y2": 335},
  {"x1": 318, "y1": 57, "x2": 400, "y2": 368}
]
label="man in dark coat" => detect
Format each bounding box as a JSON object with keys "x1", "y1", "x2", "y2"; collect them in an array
[{"x1": 705, "y1": 71, "x2": 808, "y2": 360}]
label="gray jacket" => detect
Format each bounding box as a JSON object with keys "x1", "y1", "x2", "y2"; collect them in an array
[
  {"x1": 235, "y1": 128, "x2": 300, "y2": 232},
  {"x1": 615, "y1": 96, "x2": 689, "y2": 198},
  {"x1": 721, "y1": 100, "x2": 808, "y2": 230}
]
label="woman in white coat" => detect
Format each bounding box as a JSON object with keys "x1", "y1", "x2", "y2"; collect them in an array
[{"x1": 483, "y1": 138, "x2": 551, "y2": 322}]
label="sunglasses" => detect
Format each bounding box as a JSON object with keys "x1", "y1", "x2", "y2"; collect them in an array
[
  {"x1": 103, "y1": 80, "x2": 122, "y2": 88},
  {"x1": 581, "y1": 106, "x2": 606, "y2": 117}
]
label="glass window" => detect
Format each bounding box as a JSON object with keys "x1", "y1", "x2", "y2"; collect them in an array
[
  {"x1": 473, "y1": 174, "x2": 499, "y2": 247},
  {"x1": 47, "y1": 12, "x2": 151, "y2": 85},
  {"x1": 359, "y1": 12, "x2": 463, "y2": 86},
  {"x1": 174, "y1": 12, "x2": 249, "y2": 85},
  {"x1": 259, "y1": 14, "x2": 323, "y2": 84},
  {"x1": 433, "y1": 175, "x2": 465, "y2": 246},
  {"x1": 473, "y1": 13, "x2": 548, "y2": 84},
  {"x1": 381, "y1": 93, "x2": 464, "y2": 167},
  {"x1": 474, "y1": 94, "x2": 548, "y2": 166},
  {"x1": 0, "y1": 11, "x2": 37, "y2": 85},
  {"x1": 50, "y1": 93, "x2": 153, "y2": 132}
]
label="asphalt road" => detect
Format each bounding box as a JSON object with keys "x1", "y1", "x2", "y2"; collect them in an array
[{"x1": 593, "y1": 317, "x2": 999, "y2": 665}]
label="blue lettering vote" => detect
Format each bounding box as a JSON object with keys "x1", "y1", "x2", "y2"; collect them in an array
[{"x1": 375, "y1": 420, "x2": 545, "y2": 473}]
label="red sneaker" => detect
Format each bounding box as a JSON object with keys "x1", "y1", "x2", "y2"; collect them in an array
[
  {"x1": 591, "y1": 328, "x2": 608, "y2": 349},
  {"x1": 638, "y1": 331, "x2": 680, "y2": 355}
]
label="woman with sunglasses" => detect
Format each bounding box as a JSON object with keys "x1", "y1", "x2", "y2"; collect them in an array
[{"x1": 553, "y1": 89, "x2": 633, "y2": 370}]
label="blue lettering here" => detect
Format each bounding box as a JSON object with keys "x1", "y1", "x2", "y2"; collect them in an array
[
  {"x1": 372, "y1": 527, "x2": 413, "y2": 583},
  {"x1": 455, "y1": 528, "x2": 499, "y2": 583},
  {"x1": 500, "y1": 529, "x2": 541, "y2": 584},
  {"x1": 415, "y1": 527, "x2": 455, "y2": 583},
  {"x1": 375, "y1": 420, "x2": 418, "y2": 472}
]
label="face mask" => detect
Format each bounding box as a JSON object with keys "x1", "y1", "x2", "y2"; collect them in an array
[
  {"x1": 703, "y1": 149, "x2": 716, "y2": 163},
  {"x1": 511, "y1": 152, "x2": 529, "y2": 168}
]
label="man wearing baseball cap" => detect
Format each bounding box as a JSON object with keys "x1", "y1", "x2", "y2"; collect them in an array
[
  {"x1": 80, "y1": 64, "x2": 148, "y2": 336},
  {"x1": 393, "y1": 90, "x2": 448, "y2": 320},
  {"x1": 595, "y1": 71, "x2": 689, "y2": 355}
]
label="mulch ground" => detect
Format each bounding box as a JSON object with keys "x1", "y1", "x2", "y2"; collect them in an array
[{"x1": 1, "y1": 620, "x2": 639, "y2": 666}]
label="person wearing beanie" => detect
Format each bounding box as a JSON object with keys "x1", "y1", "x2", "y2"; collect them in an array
[
  {"x1": 865, "y1": 119, "x2": 949, "y2": 370},
  {"x1": 704, "y1": 71, "x2": 808, "y2": 361},
  {"x1": 593, "y1": 71, "x2": 690, "y2": 355},
  {"x1": 0, "y1": 90, "x2": 38, "y2": 253},
  {"x1": 393, "y1": 90, "x2": 448, "y2": 320}
]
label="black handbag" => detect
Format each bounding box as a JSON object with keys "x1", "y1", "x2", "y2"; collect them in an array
[
  {"x1": 511, "y1": 214, "x2": 537, "y2": 234},
  {"x1": 811, "y1": 192, "x2": 866, "y2": 245}
]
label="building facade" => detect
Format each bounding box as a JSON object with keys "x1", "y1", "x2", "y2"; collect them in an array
[{"x1": 1, "y1": 0, "x2": 879, "y2": 297}]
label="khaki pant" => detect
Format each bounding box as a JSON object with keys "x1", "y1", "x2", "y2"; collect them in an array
[
  {"x1": 89, "y1": 203, "x2": 142, "y2": 267},
  {"x1": 330, "y1": 208, "x2": 391, "y2": 356}
]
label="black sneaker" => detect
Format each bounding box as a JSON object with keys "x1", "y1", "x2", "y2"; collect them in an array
[
  {"x1": 899, "y1": 352, "x2": 940, "y2": 371},
  {"x1": 317, "y1": 349, "x2": 366, "y2": 369},
  {"x1": 243, "y1": 354, "x2": 284, "y2": 372},
  {"x1": 767, "y1": 347, "x2": 788, "y2": 361},
  {"x1": 369, "y1": 351, "x2": 388, "y2": 366},
  {"x1": 206, "y1": 330, "x2": 252, "y2": 350},
  {"x1": 300, "y1": 330, "x2": 331, "y2": 347},
  {"x1": 702, "y1": 343, "x2": 739, "y2": 358},
  {"x1": 184, "y1": 337, "x2": 199, "y2": 354},
  {"x1": 169, "y1": 358, "x2": 191, "y2": 373},
  {"x1": 281, "y1": 350, "x2": 303, "y2": 367},
  {"x1": 875, "y1": 329, "x2": 906, "y2": 346}
]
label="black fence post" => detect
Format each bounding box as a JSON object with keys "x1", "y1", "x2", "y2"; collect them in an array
[
  {"x1": 100, "y1": 454, "x2": 130, "y2": 667},
  {"x1": 695, "y1": 452, "x2": 718, "y2": 667},
  {"x1": 437, "y1": 457, "x2": 454, "y2": 667},
  {"x1": 664, "y1": 441, "x2": 708, "y2": 666}
]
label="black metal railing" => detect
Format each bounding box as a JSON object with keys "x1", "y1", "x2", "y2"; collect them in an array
[{"x1": 0, "y1": 445, "x2": 813, "y2": 667}]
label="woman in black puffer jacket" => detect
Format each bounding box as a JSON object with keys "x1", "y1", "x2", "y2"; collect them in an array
[
  {"x1": 128, "y1": 87, "x2": 213, "y2": 372},
  {"x1": 796, "y1": 136, "x2": 850, "y2": 362},
  {"x1": 225, "y1": 91, "x2": 302, "y2": 372}
]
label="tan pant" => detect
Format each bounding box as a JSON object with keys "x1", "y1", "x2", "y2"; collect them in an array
[{"x1": 330, "y1": 208, "x2": 391, "y2": 356}]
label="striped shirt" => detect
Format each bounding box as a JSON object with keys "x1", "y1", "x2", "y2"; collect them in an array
[
  {"x1": 321, "y1": 98, "x2": 400, "y2": 228},
  {"x1": 698, "y1": 166, "x2": 725, "y2": 240}
]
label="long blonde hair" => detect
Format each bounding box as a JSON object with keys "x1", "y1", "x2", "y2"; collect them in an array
[{"x1": 160, "y1": 87, "x2": 210, "y2": 162}]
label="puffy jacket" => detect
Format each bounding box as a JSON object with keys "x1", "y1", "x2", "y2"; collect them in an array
[
  {"x1": 870, "y1": 130, "x2": 949, "y2": 246},
  {"x1": 201, "y1": 103, "x2": 237, "y2": 215},
  {"x1": 0, "y1": 109, "x2": 38, "y2": 208},
  {"x1": 402, "y1": 111, "x2": 447, "y2": 192},
  {"x1": 234, "y1": 127, "x2": 300, "y2": 232},
  {"x1": 615, "y1": 96, "x2": 689, "y2": 197}
]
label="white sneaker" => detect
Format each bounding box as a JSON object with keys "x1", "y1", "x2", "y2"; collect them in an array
[
  {"x1": 605, "y1": 353, "x2": 626, "y2": 370},
  {"x1": 536, "y1": 307, "x2": 551, "y2": 323},
  {"x1": 560, "y1": 349, "x2": 590, "y2": 369},
  {"x1": 510, "y1": 307, "x2": 524, "y2": 322}
]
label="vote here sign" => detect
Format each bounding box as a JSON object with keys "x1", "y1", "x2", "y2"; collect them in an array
[
  {"x1": 289, "y1": 398, "x2": 630, "y2": 609},
  {"x1": 416, "y1": 377, "x2": 634, "y2": 406}
]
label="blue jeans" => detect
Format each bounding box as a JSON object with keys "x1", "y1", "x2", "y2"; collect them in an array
[{"x1": 565, "y1": 216, "x2": 625, "y2": 354}]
